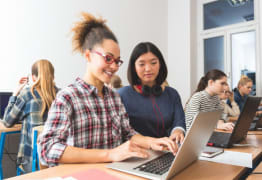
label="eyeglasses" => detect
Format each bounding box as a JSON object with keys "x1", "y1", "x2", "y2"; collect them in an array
[
  {"x1": 223, "y1": 90, "x2": 231, "y2": 94},
  {"x1": 92, "y1": 51, "x2": 123, "y2": 67}
]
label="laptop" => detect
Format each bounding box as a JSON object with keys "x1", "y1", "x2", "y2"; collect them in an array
[
  {"x1": 107, "y1": 110, "x2": 222, "y2": 180},
  {"x1": 249, "y1": 115, "x2": 262, "y2": 131},
  {"x1": 208, "y1": 96, "x2": 261, "y2": 148},
  {"x1": 0, "y1": 92, "x2": 12, "y2": 119}
]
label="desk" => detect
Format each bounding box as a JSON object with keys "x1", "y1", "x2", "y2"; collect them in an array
[
  {"x1": 247, "y1": 162, "x2": 262, "y2": 180},
  {"x1": 4, "y1": 162, "x2": 251, "y2": 180},
  {"x1": 248, "y1": 130, "x2": 262, "y2": 135},
  {"x1": 0, "y1": 123, "x2": 21, "y2": 179},
  {"x1": 7, "y1": 134, "x2": 262, "y2": 180}
]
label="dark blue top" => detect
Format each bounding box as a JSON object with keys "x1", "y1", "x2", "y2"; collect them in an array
[
  {"x1": 118, "y1": 86, "x2": 186, "y2": 138},
  {"x1": 227, "y1": 88, "x2": 247, "y2": 111}
]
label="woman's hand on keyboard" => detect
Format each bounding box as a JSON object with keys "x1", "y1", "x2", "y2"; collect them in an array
[
  {"x1": 169, "y1": 129, "x2": 185, "y2": 144},
  {"x1": 108, "y1": 140, "x2": 149, "y2": 162},
  {"x1": 150, "y1": 137, "x2": 178, "y2": 156}
]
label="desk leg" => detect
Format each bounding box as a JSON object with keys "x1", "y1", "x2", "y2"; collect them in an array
[
  {"x1": 0, "y1": 131, "x2": 20, "y2": 180},
  {"x1": 0, "y1": 132, "x2": 7, "y2": 180}
]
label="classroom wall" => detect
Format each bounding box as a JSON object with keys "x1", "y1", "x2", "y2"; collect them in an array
[
  {"x1": 0, "y1": 0, "x2": 167, "y2": 91},
  {"x1": 167, "y1": 0, "x2": 192, "y2": 105}
]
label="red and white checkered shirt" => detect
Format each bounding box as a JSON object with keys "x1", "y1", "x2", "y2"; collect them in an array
[{"x1": 38, "y1": 78, "x2": 136, "y2": 167}]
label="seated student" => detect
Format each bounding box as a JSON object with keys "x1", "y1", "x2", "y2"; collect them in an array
[
  {"x1": 118, "y1": 42, "x2": 185, "y2": 143},
  {"x1": 108, "y1": 74, "x2": 123, "y2": 90},
  {"x1": 229, "y1": 76, "x2": 253, "y2": 111},
  {"x1": 185, "y1": 69, "x2": 235, "y2": 131},
  {"x1": 230, "y1": 76, "x2": 262, "y2": 117},
  {"x1": 219, "y1": 84, "x2": 240, "y2": 118},
  {"x1": 38, "y1": 12, "x2": 177, "y2": 167},
  {"x1": 1, "y1": 59, "x2": 57, "y2": 173}
]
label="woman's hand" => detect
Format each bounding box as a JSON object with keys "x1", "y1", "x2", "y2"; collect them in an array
[
  {"x1": 108, "y1": 140, "x2": 149, "y2": 162},
  {"x1": 150, "y1": 137, "x2": 178, "y2": 155},
  {"x1": 13, "y1": 77, "x2": 28, "y2": 96},
  {"x1": 217, "y1": 121, "x2": 234, "y2": 131},
  {"x1": 228, "y1": 91, "x2": 234, "y2": 102},
  {"x1": 256, "y1": 111, "x2": 262, "y2": 116},
  {"x1": 169, "y1": 129, "x2": 185, "y2": 144}
]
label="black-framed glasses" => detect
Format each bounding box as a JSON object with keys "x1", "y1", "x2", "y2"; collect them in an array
[{"x1": 92, "y1": 51, "x2": 123, "y2": 67}]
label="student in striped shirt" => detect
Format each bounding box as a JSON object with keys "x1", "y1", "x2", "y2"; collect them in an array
[
  {"x1": 185, "y1": 69, "x2": 235, "y2": 131},
  {"x1": 38, "y1": 12, "x2": 178, "y2": 167}
]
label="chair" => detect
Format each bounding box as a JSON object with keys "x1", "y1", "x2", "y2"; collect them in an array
[
  {"x1": 31, "y1": 125, "x2": 44, "y2": 172},
  {"x1": 16, "y1": 125, "x2": 44, "y2": 176}
]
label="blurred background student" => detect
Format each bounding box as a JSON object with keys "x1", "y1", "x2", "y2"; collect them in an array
[
  {"x1": 108, "y1": 74, "x2": 123, "y2": 90},
  {"x1": 230, "y1": 75, "x2": 262, "y2": 116},
  {"x1": 1, "y1": 59, "x2": 57, "y2": 173},
  {"x1": 230, "y1": 75, "x2": 253, "y2": 111},
  {"x1": 185, "y1": 69, "x2": 235, "y2": 131},
  {"x1": 219, "y1": 83, "x2": 240, "y2": 119}
]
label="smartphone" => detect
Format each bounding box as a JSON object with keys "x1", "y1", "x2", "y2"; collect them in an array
[{"x1": 200, "y1": 146, "x2": 224, "y2": 158}]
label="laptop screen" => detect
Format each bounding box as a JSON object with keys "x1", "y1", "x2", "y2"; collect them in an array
[
  {"x1": 0, "y1": 92, "x2": 12, "y2": 119},
  {"x1": 230, "y1": 96, "x2": 261, "y2": 144}
]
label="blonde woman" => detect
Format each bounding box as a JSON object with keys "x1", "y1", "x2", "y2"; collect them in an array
[
  {"x1": 230, "y1": 76, "x2": 253, "y2": 111},
  {"x1": 1, "y1": 59, "x2": 57, "y2": 173}
]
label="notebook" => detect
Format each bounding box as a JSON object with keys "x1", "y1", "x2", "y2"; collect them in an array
[
  {"x1": 107, "y1": 110, "x2": 222, "y2": 180},
  {"x1": 208, "y1": 96, "x2": 261, "y2": 148}
]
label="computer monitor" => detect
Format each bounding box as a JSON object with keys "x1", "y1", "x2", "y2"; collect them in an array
[{"x1": 0, "y1": 92, "x2": 12, "y2": 119}]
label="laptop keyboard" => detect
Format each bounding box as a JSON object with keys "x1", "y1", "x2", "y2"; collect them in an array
[{"x1": 134, "y1": 152, "x2": 175, "y2": 175}]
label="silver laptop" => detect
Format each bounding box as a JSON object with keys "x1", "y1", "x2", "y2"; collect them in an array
[{"x1": 107, "y1": 110, "x2": 222, "y2": 180}]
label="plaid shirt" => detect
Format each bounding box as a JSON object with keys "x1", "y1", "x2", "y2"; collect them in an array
[
  {"x1": 2, "y1": 87, "x2": 46, "y2": 171},
  {"x1": 38, "y1": 78, "x2": 136, "y2": 167}
]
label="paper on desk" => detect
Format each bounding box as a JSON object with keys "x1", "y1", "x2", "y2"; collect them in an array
[
  {"x1": 45, "y1": 177, "x2": 77, "y2": 180},
  {"x1": 199, "y1": 150, "x2": 252, "y2": 168}
]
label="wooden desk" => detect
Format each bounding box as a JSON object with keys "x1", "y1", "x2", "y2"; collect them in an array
[
  {"x1": 0, "y1": 123, "x2": 21, "y2": 133},
  {"x1": 5, "y1": 161, "x2": 251, "y2": 180},
  {"x1": 7, "y1": 134, "x2": 262, "y2": 180},
  {"x1": 248, "y1": 130, "x2": 262, "y2": 135},
  {"x1": 247, "y1": 162, "x2": 262, "y2": 180},
  {"x1": 0, "y1": 122, "x2": 22, "y2": 179}
]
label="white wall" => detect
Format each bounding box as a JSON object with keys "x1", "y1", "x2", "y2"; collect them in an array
[
  {"x1": 0, "y1": 0, "x2": 167, "y2": 91},
  {"x1": 167, "y1": 0, "x2": 191, "y2": 105}
]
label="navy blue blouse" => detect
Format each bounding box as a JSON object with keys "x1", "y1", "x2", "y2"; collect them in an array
[
  {"x1": 118, "y1": 86, "x2": 186, "y2": 138},
  {"x1": 227, "y1": 88, "x2": 247, "y2": 111}
]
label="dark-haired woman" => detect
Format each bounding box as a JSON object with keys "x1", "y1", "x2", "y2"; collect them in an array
[
  {"x1": 185, "y1": 69, "x2": 235, "y2": 131},
  {"x1": 38, "y1": 13, "x2": 177, "y2": 167},
  {"x1": 1, "y1": 59, "x2": 57, "y2": 173},
  {"x1": 118, "y1": 42, "x2": 186, "y2": 144}
]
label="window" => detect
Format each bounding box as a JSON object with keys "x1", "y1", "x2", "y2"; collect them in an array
[{"x1": 204, "y1": 0, "x2": 254, "y2": 30}]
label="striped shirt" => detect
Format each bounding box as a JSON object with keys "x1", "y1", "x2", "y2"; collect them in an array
[
  {"x1": 184, "y1": 90, "x2": 226, "y2": 131},
  {"x1": 38, "y1": 78, "x2": 136, "y2": 167}
]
